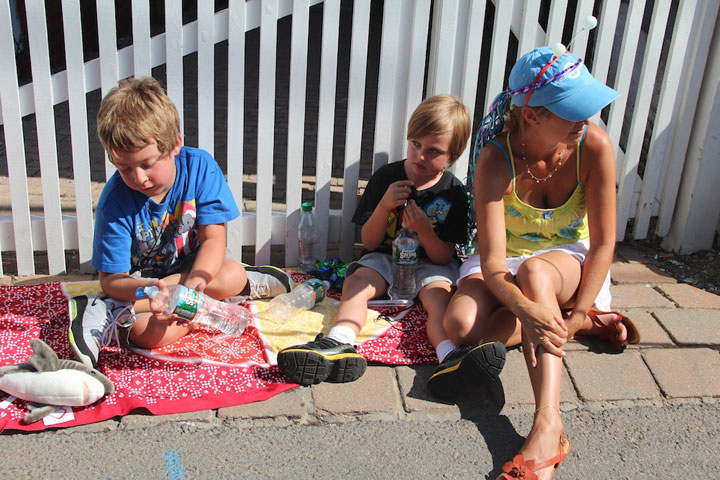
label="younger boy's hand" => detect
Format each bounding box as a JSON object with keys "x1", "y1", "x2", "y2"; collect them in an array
[
  {"x1": 379, "y1": 180, "x2": 414, "y2": 213},
  {"x1": 401, "y1": 200, "x2": 432, "y2": 235}
]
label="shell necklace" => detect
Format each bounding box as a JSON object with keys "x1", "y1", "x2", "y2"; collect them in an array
[{"x1": 521, "y1": 140, "x2": 566, "y2": 183}]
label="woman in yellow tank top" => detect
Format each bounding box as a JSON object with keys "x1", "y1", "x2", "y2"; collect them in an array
[{"x1": 425, "y1": 45, "x2": 640, "y2": 479}]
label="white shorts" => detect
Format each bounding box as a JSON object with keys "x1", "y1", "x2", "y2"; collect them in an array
[{"x1": 458, "y1": 241, "x2": 612, "y2": 311}]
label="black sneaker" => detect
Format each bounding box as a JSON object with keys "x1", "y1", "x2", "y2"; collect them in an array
[
  {"x1": 277, "y1": 334, "x2": 367, "y2": 385},
  {"x1": 426, "y1": 341, "x2": 507, "y2": 400}
]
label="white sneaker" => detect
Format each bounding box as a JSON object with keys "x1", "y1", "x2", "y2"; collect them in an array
[{"x1": 245, "y1": 265, "x2": 293, "y2": 299}]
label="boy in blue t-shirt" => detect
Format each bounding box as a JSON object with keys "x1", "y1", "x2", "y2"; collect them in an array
[{"x1": 69, "y1": 77, "x2": 291, "y2": 367}]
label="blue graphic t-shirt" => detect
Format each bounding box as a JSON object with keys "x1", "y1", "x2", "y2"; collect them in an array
[{"x1": 92, "y1": 146, "x2": 240, "y2": 276}]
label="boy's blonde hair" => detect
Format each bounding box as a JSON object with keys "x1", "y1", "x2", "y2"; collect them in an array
[
  {"x1": 97, "y1": 76, "x2": 181, "y2": 158},
  {"x1": 406, "y1": 95, "x2": 471, "y2": 166}
]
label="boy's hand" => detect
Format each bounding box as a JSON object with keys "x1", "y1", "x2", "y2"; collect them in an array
[
  {"x1": 379, "y1": 180, "x2": 414, "y2": 213},
  {"x1": 401, "y1": 200, "x2": 433, "y2": 235}
]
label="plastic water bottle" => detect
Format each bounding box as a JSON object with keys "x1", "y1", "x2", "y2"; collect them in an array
[
  {"x1": 261, "y1": 278, "x2": 330, "y2": 320},
  {"x1": 388, "y1": 227, "x2": 419, "y2": 300},
  {"x1": 136, "y1": 285, "x2": 249, "y2": 337},
  {"x1": 298, "y1": 202, "x2": 321, "y2": 273}
]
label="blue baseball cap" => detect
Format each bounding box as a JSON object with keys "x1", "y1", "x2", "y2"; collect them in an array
[{"x1": 508, "y1": 46, "x2": 619, "y2": 122}]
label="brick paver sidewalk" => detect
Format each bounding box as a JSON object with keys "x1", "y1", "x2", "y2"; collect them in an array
[{"x1": 1, "y1": 244, "x2": 718, "y2": 434}]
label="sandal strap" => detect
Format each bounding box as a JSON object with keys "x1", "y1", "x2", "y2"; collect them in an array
[{"x1": 532, "y1": 435, "x2": 570, "y2": 471}]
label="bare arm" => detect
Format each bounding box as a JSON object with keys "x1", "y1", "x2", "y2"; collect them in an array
[
  {"x1": 361, "y1": 180, "x2": 413, "y2": 251},
  {"x1": 183, "y1": 223, "x2": 228, "y2": 292},
  {"x1": 568, "y1": 124, "x2": 617, "y2": 324}
]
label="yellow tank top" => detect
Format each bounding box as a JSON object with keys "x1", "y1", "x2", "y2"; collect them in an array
[{"x1": 491, "y1": 131, "x2": 589, "y2": 257}]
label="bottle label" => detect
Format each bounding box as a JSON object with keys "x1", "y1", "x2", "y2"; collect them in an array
[
  {"x1": 393, "y1": 244, "x2": 418, "y2": 265},
  {"x1": 173, "y1": 285, "x2": 201, "y2": 320},
  {"x1": 304, "y1": 278, "x2": 326, "y2": 305}
]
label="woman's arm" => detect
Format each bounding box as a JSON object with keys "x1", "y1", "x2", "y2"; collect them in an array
[
  {"x1": 475, "y1": 144, "x2": 567, "y2": 362},
  {"x1": 568, "y1": 124, "x2": 617, "y2": 326}
]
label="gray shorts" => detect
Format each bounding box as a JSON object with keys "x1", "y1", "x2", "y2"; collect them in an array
[{"x1": 346, "y1": 252, "x2": 459, "y2": 299}]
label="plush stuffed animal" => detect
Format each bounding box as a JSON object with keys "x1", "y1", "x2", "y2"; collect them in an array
[{"x1": 0, "y1": 338, "x2": 114, "y2": 424}]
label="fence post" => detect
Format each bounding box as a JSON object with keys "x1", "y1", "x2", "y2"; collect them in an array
[{"x1": 662, "y1": 10, "x2": 720, "y2": 253}]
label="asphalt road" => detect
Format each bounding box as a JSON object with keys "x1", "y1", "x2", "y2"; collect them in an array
[{"x1": 1, "y1": 401, "x2": 717, "y2": 479}]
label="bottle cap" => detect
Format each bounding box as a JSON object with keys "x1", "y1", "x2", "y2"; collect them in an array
[
  {"x1": 135, "y1": 287, "x2": 148, "y2": 299},
  {"x1": 301, "y1": 202, "x2": 313, "y2": 212}
]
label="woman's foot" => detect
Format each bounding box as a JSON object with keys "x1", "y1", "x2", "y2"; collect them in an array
[
  {"x1": 514, "y1": 407, "x2": 565, "y2": 480},
  {"x1": 576, "y1": 310, "x2": 630, "y2": 349}
]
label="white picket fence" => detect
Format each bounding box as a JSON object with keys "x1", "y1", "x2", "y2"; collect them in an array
[{"x1": 1, "y1": 0, "x2": 719, "y2": 276}]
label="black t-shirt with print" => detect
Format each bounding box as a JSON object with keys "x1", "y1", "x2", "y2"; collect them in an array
[{"x1": 352, "y1": 160, "x2": 469, "y2": 262}]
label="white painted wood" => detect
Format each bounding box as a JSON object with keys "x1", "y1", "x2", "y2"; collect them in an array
[
  {"x1": 26, "y1": 1, "x2": 66, "y2": 274},
  {"x1": 589, "y1": 0, "x2": 621, "y2": 125},
  {"x1": 315, "y1": 0, "x2": 341, "y2": 259},
  {"x1": 453, "y1": 0, "x2": 486, "y2": 182},
  {"x1": 545, "y1": 0, "x2": 569, "y2": 44},
  {"x1": 197, "y1": 1, "x2": 215, "y2": 156},
  {"x1": 284, "y1": 0, "x2": 310, "y2": 267},
  {"x1": 255, "y1": 0, "x2": 279, "y2": 265},
  {"x1": 569, "y1": 0, "x2": 595, "y2": 59},
  {"x1": 373, "y1": 0, "x2": 403, "y2": 172},
  {"x1": 604, "y1": 0, "x2": 644, "y2": 184},
  {"x1": 165, "y1": 0, "x2": 184, "y2": 131},
  {"x1": 663, "y1": 10, "x2": 720, "y2": 253},
  {"x1": 484, "y1": 0, "x2": 514, "y2": 113},
  {"x1": 0, "y1": 1, "x2": 32, "y2": 275},
  {"x1": 427, "y1": 0, "x2": 459, "y2": 95},
  {"x1": 340, "y1": 0, "x2": 371, "y2": 261},
  {"x1": 96, "y1": 0, "x2": 119, "y2": 180},
  {"x1": 658, "y1": 0, "x2": 719, "y2": 237},
  {"x1": 517, "y1": 0, "x2": 541, "y2": 59},
  {"x1": 132, "y1": 0, "x2": 152, "y2": 77},
  {"x1": 225, "y1": 0, "x2": 246, "y2": 261},
  {"x1": 615, "y1": 0, "x2": 672, "y2": 241},
  {"x1": 633, "y1": 0, "x2": 698, "y2": 239},
  {"x1": 403, "y1": 0, "x2": 432, "y2": 142},
  {"x1": 61, "y1": 0, "x2": 95, "y2": 273}
]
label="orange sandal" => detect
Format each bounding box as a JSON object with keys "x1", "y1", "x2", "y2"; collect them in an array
[
  {"x1": 498, "y1": 435, "x2": 571, "y2": 479},
  {"x1": 587, "y1": 309, "x2": 641, "y2": 348}
]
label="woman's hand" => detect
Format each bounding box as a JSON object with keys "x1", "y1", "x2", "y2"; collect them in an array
[{"x1": 518, "y1": 301, "x2": 568, "y2": 366}]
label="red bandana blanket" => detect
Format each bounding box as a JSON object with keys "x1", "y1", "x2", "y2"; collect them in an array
[{"x1": 0, "y1": 274, "x2": 435, "y2": 433}]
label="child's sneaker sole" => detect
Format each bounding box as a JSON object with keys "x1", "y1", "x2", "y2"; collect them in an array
[
  {"x1": 277, "y1": 348, "x2": 367, "y2": 386},
  {"x1": 427, "y1": 341, "x2": 506, "y2": 400}
]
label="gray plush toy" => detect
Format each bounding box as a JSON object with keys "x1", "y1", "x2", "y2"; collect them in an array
[{"x1": 0, "y1": 338, "x2": 114, "y2": 424}]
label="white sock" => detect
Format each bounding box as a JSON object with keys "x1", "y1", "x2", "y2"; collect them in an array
[
  {"x1": 328, "y1": 325, "x2": 357, "y2": 345},
  {"x1": 436, "y1": 339, "x2": 457, "y2": 363}
]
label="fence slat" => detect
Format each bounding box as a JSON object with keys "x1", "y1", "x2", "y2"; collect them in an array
[
  {"x1": 484, "y1": 0, "x2": 514, "y2": 113},
  {"x1": 132, "y1": 0, "x2": 152, "y2": 77},
  {"x1": 373, "y1": 0, "x2": 403, "y2": 172},
  {"x1": 255, "y1": 0, "x2": 279, "y2": 265},
  {"x1": 96, "y1": 0, "x2": 119, "y2": 180},
  {"x1": 589, "y1": 0, "x2": 621, "y2": 125},
  {"x1": 0, "y1": 1, "x2": 33, "y2": 275},
  {"x1": 226, "y1": 0, "x2": 246, "y2": 261},
  {"x1": 315, "y1": 0, "x2": 341, "y2": 259},
  {"x1": 61, "y1": 0, "x2": 94, "y2": 273},
  {"x1": 26, "y1": 1, "x2": 66, "y2": 274},
  {"x1": 453, "y1": 0, "x2": 487, "y2": 182},
  {"x1": 517, "y1": 0, "x2": 541, "y2": 58},
  {"x1": 615, "y1": 0, "x2": 672, "y2": 241},
  {"x1": 570, "y1": 0, "x2": 595, "y2": 59},
  {"x1": 197, "y1": 2, "x2": 215, "y2": 156},
  {"x1": 657, "y1": 0, "x2": 719, "y2": 237},
  {"x1": 403, "y1": 0, "x2": 432, "y2": 140},
  {"x1": 604, "y1": 0, "x2": 644, "y2": 184},
  {"x1": 427, "y1": 0, "x2": 459, "y2": 95},
  {"x1": 545, "y1": 0, "x2": 568, "y2": 44},
  {"x1": 340, "y1": 0, "x2": 371, "y2": 261},
  {"x1": 634, "y1": 0, "x2": 698, "y2": 238},
  {"x1": 282, "y1": 0, "x2": 310, "y2": 266},
  {"x1": 165, "y1": 0, "x2": 184, "y2": 132}
]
